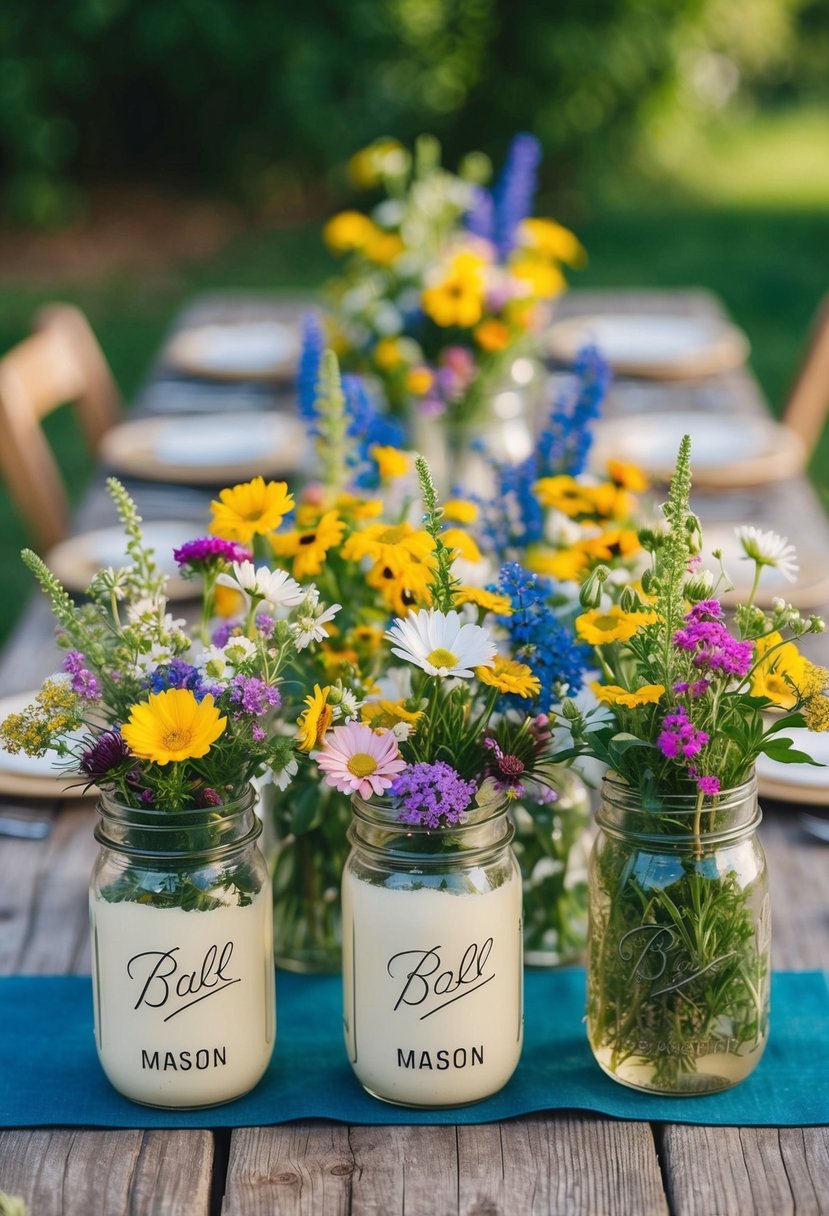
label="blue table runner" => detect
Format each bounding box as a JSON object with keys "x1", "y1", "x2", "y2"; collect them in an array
[{"x1": 1, "y1": 969, "x2": 826, "y2": 1128}]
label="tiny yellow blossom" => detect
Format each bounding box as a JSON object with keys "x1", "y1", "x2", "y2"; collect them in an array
[
  {"x1": 593, "y1": 683, "x2": 665, "y2": 709},
  {"x1": 374, "y1": 338, "x2": 404, "y2": 369},
  {"x1": 322, "y1": 210, "x2": 377, "y2": 253},
  {"x1": 406, "y1": 366, "x2": 434, "y2": 395}
]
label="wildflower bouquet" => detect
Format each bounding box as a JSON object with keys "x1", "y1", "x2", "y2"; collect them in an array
[
  {"x1": 323, "y1": 133, "x2": 584, "y2": 447},
  {"x1": 0, "y1": 479, "x2": 341, "y2": 905},
  {"x1": 564, "y1": 435, "x2": 828, "y2": 1092}
]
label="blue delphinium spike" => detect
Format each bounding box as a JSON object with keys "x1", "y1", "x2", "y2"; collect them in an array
[{"x1": 493, "y1": 133, "x2": 542, "y2": 260}]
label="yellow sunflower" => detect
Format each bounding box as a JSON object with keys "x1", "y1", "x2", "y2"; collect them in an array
[
  {"x1": 296, "y1": 685, "x2": 334, "y2": 753},
  {"x1": 443, "y1": 528, "x2": 482, "y2": 564},
  {"x1": 576, "y1": 606, "x2": 658, "y2": 646},
  {"x1": 607, "y1": 459, "x2": 648, "y2": 492},
  {"x1": 370, "y1": 445, "x2": 410, "y2": 480},
  {"x1": 750, "y1": 632, "x2": 807, "y2": 709},
  {"x1": 475, "y1": 657, "x2": 541, "y2": 699},
  {"x1": 361, "y1": 700, "x2": 424, "y2": 731},
  {"x1": 587, "y1": 482, "x2": 636, "y2": 520},
  {"x1": 210, "y1": 477, "x2": 295, "y2": 545},
  {"x1": 367, "y1": 558, "x2": 434, "y2": 615},
  {"x1": 341, "y1": 521, "x2": 435, "y2": 568},
  {"x1": 593, "y1": 683, "x2": 665, "y2": 709},
  {"x1": 121, "y1": 690, "x2": 226, "y2": 766},
  {"x1": 533, "y1": 475, "x2": 596, "y2": 517},
  {"x1": 453, "y1": 586, "x2": 513, "y2": 615},
  {"x1": 271, "y1": 510, "x2": 346, "y2": 578},
  {"x1": 518, "y1": 218, "x2": 586, "y2": 266},
  {"x1": 526, "y1": 546, "x2": 590, "y2": 582},
  {"x1": 580, "y1": 528, "x2": 641, "y2": 562},
  {"x1": 443, "y1": 498, "x2": 479, "y2": 524},
  {"x1": 421, "y1": 252, "x2": 486, "y2": 328}
]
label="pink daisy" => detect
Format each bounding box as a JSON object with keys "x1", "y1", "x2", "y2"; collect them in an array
[{"x1": 315, "y1": 722, "x2": 406, "y2": 800}]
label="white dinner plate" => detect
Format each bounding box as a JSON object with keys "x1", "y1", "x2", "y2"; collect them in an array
[
  {"x1": 546, "y1": 313, "x2": 749, "y2": 378},
  {"x1": 100, "y1": 411, "x2": 308, "y2": 484},
  {"x1": 756, "y1": 727, "x2": 829, "y2": 806},
  {"x1": 46, "y1": 521, "x2": 203, "y2": 600},
  {"x1": 0, "y1": 691, "x2": 94, "y2": 799},
  {"x1": 700, "y1": 522, "x2": 829, "y2": 610},
  {"x1": 589, "y1": 412, "x2": 805, "y2": 488},
  {"x1": 164, "y1": 320, "x2": 300, "y2": 381}
]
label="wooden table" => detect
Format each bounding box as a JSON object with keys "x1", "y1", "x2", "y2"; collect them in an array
[{"x1": 0, "y1": 290, "x2": 827, "y2": 1215}]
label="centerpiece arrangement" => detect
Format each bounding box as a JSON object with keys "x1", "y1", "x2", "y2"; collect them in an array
[
  {"x1": 561, "y1": 435, "x2": 828, "y2": 1094},
  {"x1": 0, "y1": 479, "x2": 340, "y2": 1108},
  {"x1": 322, "y1": 133, "x2": 585, "y2": 478}
]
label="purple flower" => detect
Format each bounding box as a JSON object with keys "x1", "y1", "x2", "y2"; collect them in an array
[
  {"x1": 658, "y1": 707, "x2": 709, "y2": 761},
  {"x1": 697, "y1": 775, "x2": 721, "y2": 797},
  {"x1": 139, "y1": 788, "x2": 155, "y2": 804},
  {"x1": 251, "y1": 723, "x2": 266, "y2": 742},
  {"x1": 255, "y1": 613, "x2": 276, "y2": 638},
  {"x1": 391, "y1": 762, "x2": 477, "y2": 829},
  {"x1": 685, "y1": 599, "x2": 724, "y2": 623},
  {"x1": 80, "y1": 730, "x2": 131, "y2": 781},
  {"x1": 173, "y1": 536, "x2": 252, "y2": 571},
  {"x1": 63, "y1": 651, "x2": 101, "y2": 700},
  {"x1": 198, "y1": 787, "x2": 223, "y2": 807},
  {"x1": 673, "y1": 614, "x2": 752, "y2": 678},
  {"x1": 212, "y1": 620, "x2": 241, "y2": 647},
  {"x1": 227, "y1": 674, "x2": 281, "y2": 717},
  {"x1": 148, "y1": 660, "x2": 205, "y2": 696},
  {"x1": 484, "y1": 735, "x2": 526, "y2": 797},
  {"x1": 493, "y1": 132, "x2": 542, "y2": 259}
]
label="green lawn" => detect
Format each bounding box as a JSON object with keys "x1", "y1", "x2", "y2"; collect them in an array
[{"x1": 0, "y1": 206, "x2": 827, "y2": 644}]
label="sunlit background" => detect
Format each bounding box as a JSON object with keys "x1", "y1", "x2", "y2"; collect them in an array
[{"x1": 1, "y1": 0, "x2": 828, "y2": 639}]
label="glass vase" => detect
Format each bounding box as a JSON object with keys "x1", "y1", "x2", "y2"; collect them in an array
[
  {"x1": 89, "y1": 785, "x2": 275, "y2": 1109},
  {"x1": 587, "y1": 772, "x2": 770, "y2": 1095},
  {"x1": 343, "y1": 792, "x2": 523, "y2": 1108},
  {"x1": 511, "y1": 767, "x2": 592, "y2": 967},
  {"x1": 264, "y1": 778, "x2": 351, "y2": 973}
]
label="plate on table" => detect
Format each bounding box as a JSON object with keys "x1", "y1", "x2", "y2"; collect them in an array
[
  {"x1": 700, "y1": 522, "x2": 829, "y2": 610},
  {"x1": 46, "y1": 520, "x2": 203, "y2": 600},
  {"x1": 589, "y1": 411, "x2": 805, "y2": 488},
  {"x1": 545, "y1": 313, "x2": 750, "y2": 378},
  {"x1": 164, "y1": 320, "x2": 300, "y2": 382},
  {"x1": 0, "y1": 691, "x2": 94, "y2": 800},
  {"x1": 757, "y1": 727, "x2": 829, "y2": 809},
  {"x1": 100, "y1": 412, "x2": 308, "y2": 484}
]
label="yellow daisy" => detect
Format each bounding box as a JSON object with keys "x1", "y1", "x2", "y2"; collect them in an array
[
  {"x1": 475, "y1": 657, "x2": 541, "y2": 699},
  {"x1": 323, "y1": 210, "x2": 378, "y2": 253},
  {"x1": 580, "y1": 528, "x2": 641, "y2": 562},
  {"x1": 534, "y1": 475, "x2": 597, "y2": 517},
  {"x1": 443, "y1": 498, "x2": 479, "y2": 524},
  {"x1": 341, "y1": 522, "x2": 435, "y2": 568},
  {"x1": 210, "y1": 477, "x2": 294, "y2": 545},
  {"x1": 474, "y1": 319, "x2": 511, "y2": 352},
  {"x1": 607, "y1": 459, "x2": 648, "y2": 492},
  {"x1": 526, "y1": 546, "x2": 590, "y2": 582},
  {"x1": 593, "y1": 683, "x2": 665, "y2": 709},
  {"x1": 374, "y1": 338, "x2": 404, "y2": 369},
  {"x1": 364, "y1": 231, "x2": 405, "y2": 265},
  {"x1": 576, "y1": 606, "x2": 658, "y2": 646},
  {"x1": 296, "y1": 685, "x2": 334, "y2": 753},
  {"x1": 511, "y1": 256, "x2": 565, "y2": 300},
  {"x1": 121, "y1": 690, "x2": 226, "y2": 766},
  {"x1": 421, "y1": 252, "x2": 486, "y2": 328},
  {"x1": 367, "y1": 559, "x2": 434, "y2": 615},
  {"x1": 271, "y1": 510, "x2": 346, "y2": 578},
  {"x1": 518, "y1": 218, "x2": 586, "y2": 266},
  {"x1": 405, "y1": 366, "x2": 434, "y2": 395},
  {"x1": 443, "y1": 528, "x2": 482, "y2": 564},
  {"x1": 750, "y1": 632, "x2": 807, "y2": 709},
  {"x1": 361, "y1": 700, "x2": 424, "y2": 731},
  {"x1": 454, "y1": 586, "x2": 513, "y2": 615},
  {"x1": 370, "y1": 445, "x2": 410, "y2": 480},
  {"x1": 335, "y1": 493, "x2": 384, "y2": 520}
]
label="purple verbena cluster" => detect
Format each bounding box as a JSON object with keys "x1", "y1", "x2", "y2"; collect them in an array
[
  {"x1": 657, "y1": 707, "x2": 709, "y2": 760},
  {"x1": 63, "y1": 651, "x2": 101, "y2": 700},
  {"x1": 391, "y1": 761, "x2": 477, "y2": 829},
  {"x1": 173, "y1": 536, "x2": 251, "y2": 571},
  {"x1": 227, "y1": 674, "x2": 281, "y2": 717},
  {"x1": 673, "y1": 602, "x2": 752, "y2": 678}
]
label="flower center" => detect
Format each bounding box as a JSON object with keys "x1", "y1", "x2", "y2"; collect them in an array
[
  {"x1": 347, "y1": 753, "x2": 377, "y2": 778},
  {"x1": 594, "y1": 615, "x2": 620, "y2": 632},
  {"x1": 498, "y1": 753, "x2": 525, "y2": 777},
  {"x1": 162, "y1": 728, "x2": 192, "y2": 751},
  {"x1": 427, "y1": 647, "x2": 458, "y2": 669},
  {"x1": 299, "y1": 532, "x2": 317, "y2": 546}
]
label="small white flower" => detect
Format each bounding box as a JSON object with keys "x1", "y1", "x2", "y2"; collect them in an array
[
  {"x1": 735, "y1": 525, "x2": 799, "y2": 583},
  {"x1": 220, "y1": 561, "x2": 304, "y2": 607},
  {"x1": 272, "y1": 755, "x2": 299, "y2": 791},
  {"x1": 385, "y1": 608, "x2": 495, "y2": 678},
  {"x1": 374, "y1": 666, "x2": 413, "y2": 702},
  {"x1": 293, "y1": 601, "x2": 342, "y2": 651},
  {"x1": 197, "y1": 645, "x2": 231, "y2": 681},
  {"x1": 223, "y1": 636, "x2": 257, "y2": 666},
  {"x1": 336, "y1": 688, "x2": 361, "y2": 720}
]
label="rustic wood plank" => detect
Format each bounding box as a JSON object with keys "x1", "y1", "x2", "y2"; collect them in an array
[
  {"x1": 762, "y1": 809, "x2": 829, "y2": 971},
  {"x1": 0, "y1": 1129, "x2": 213, "y2": 1216},
  {"x1": 661, "y1": 1125, "x2": 829, "y2": 1216},
  {"x1": 222, "y1": 1124, "x2": 352, "y2": 1215},
  {"x1": 457, "y1": 1116, "x2": 667, "y2": 1216},
  {"x1": 347, "y1": 1125, "x2": 458, "y2": 1216}
]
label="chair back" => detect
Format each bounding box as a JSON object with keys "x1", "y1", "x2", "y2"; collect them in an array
[
  {"x1": 0, "y1": 305, "x2": 122, "y2": 552},
  {"x1": 783, "y1": 295, "x2": 829, "y2": 458}
]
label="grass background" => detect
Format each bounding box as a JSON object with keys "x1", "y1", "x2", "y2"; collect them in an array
[{"x1": 1, "y1": 109, "x2": 828, "y2": 644}]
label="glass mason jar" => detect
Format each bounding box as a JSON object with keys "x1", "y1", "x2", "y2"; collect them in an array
[
  {"x1": 588, "y1": 773, "x2": 770, "y2": 1095},
  {"x1": 89, "y1": 786, "x2": 276, "y2": 1108},
  {"x1": 264, "y1": 778, "x2": 351, "y2": 973},
  {"x1": 510, "y1": 767, "x2": 593, "y2": 967},
  {"x1": 343, "y1": 793, "x2": 524, "y2": 1108}
]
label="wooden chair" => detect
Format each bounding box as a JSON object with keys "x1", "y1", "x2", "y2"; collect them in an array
[
  {"x1": 0, "y1": 305, "x2": 122, "y2": 552},
  {"x1": 783, "y1": 294, "x2": 829, "y2": 458}
]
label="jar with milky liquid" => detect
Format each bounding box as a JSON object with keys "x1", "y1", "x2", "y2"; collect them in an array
[
  {"x1": 89, "y1": 786, "x2": 275, "y2": 1108},
  {"x1": 343, "y1": 792, "x2": 523, "y2": 1108}
]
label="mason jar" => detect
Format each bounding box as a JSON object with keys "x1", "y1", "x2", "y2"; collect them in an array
[
  {"x1": 343, "y1": 793, "x2": 524, "y2": 1107},
  {"x1": 89, "y1": 786, "x2": 276, "y2": 1108},
  {"x1": 588, "y1": 772, "x2": 770, "y2": 1095}
]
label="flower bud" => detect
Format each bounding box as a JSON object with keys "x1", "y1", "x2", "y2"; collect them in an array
[
  {"x1": 579, "y1": 564, "x2": 609, "y2": 609},
  {"x1": 619, "y1": 586, "x2": 640, "y2": 612}
]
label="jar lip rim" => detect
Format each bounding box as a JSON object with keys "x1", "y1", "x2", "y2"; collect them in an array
[{"x1": 601, "y1": 770, "x2": 757, "y2": 810}]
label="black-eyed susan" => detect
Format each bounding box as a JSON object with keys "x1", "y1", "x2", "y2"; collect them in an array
[
  {"x1": 581, "y1": 527, "x2": 641, "y2": 562},
  {"x1": 271, "y1": 510, "x2": 347, "y2": 578},
  {"x1": 341, "y1": 521, "x2": 434, "y2": 568},
  {"x1": 210, "y1": 477, "x2": 294, "y2": 545},
  {"x1": 367, "y1": 558, "x2": 434, "y2": 615},
  {"x1": 476, "y1": 657, "x2": 541, "y2": 699},
  {"x1": 533, "y1": 475, "x2": 597, "y2": 517},
  {"x1": 453, "y1": 585, "x2": 512, "y2": 615},
  {"x1": 421, "y1": 252, "x2": 486, "y2": 328},
  {"x1": 296, "y1": 684, "x2": 334, "y2": 753},
  {"x1": 121, "y1": 689, "x2": 226, "y2": 765},
  {"x1": 576, "y1": 606, "x2": 658, "y2": 646},
  {"x1": 607, "y1": 459, "x2": 649, "y2": 492},
  {"x1": 593, "y1": 683, "x2": 665, "y2": 709}
]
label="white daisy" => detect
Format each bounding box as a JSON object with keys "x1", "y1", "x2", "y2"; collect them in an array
[
  {"x1": 272, "y1": 755, "x2": 299, "y2": 791},
  {"x1": 293, "y1": 600, "x2": 342, "y2": 651},
  {"x1": 220, "y1": 561, "x2": 304, "y2": 607},
  {"x1": 223, "y1": 636, "x2": 257, "y2": 667},
  {"x1": 735, "y1": 526, "x2": 799, "y2": 583},
  {"x1": 385, "y1": 608, "x2": 495, "y2": 678}
]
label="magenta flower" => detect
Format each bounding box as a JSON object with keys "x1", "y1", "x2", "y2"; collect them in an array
[
  {"x1": 484, "y1": 735, "x2": 527, "y2": 797},
  {"x1": 63, "y1": 651, "x2": 101, "y2": 700},
  {"x1": 315, "y1": 723, "x2": 406, "y2": 800},
  {"x1": 673, "y1": 611, "x2": 752, "y2": 678},
  {"x1": 658, "y1": 707, "x2": 709, "y2": 760},
  {"x1": 391, "y1": 762, "x2": 477, "y2": 828},
  {"x1": 80, "y1": 730, "x2": 131, "y2": 780},
  {"x1": 173, "y1": 536, "x2": 252, "y2": 571},
  {"x1": 697, "y1": 775, "x2": 721, "y2": 797}
]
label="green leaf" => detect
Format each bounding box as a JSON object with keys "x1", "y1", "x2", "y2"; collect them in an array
[{"x1": 759, "y1": 738, "x2": 823, "y2": 766}]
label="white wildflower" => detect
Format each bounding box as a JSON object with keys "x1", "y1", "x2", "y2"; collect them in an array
[{"x1": 735, "y1": 525, "x2": 798, "y2": 583}]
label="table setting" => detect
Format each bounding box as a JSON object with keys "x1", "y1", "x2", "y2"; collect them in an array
[{"x1": 0, "y1": 131, "x2": 827, "y2": 1216}]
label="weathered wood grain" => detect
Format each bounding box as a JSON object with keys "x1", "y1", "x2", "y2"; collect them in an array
[
  {"x1": 457, "y1": 1115, "x2": 668, "y2": 1216},
  {"x1": 661, "y1": 1124, "x2": 829, "y2": 1216},
  {"x1": 222, "y1": 1123, "x2": 353, "y2": 1216},
  {"x1": 0, "y1": 1129, "x2": 213, "y2": 1216},
  {"x1": 762, "y1": 810, "x2": 829, "y2": 971}
]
